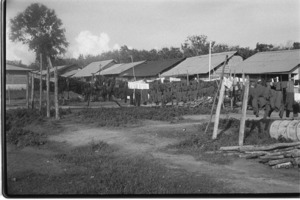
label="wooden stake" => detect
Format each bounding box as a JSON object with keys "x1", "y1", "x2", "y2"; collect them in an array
[
  {"x1": 238, "y1": 74, "x2": 249, "y2": 146},
  {"x1": 212, "y1": 80, "x2": 226, "y2": 139},
  {"x1": 204, "y1": 55, "x2": 228, "y2": 135},
  {"x1": 31, "y1": 72, "x2": 35, "y2": 109},
  {"x1": 39, "y1": 53, "x2": 43, "y2": 112},
  {"x1": 46, "y1": 63, "x2": 50, "y2": 117},
  {"x1": 26, "y1": 72, "x2": 29, "y2": 108}
]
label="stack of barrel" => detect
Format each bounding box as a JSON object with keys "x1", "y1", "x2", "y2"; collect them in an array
[{"x1": 269, "y1": 120, "x2": 300, "y2": 141}]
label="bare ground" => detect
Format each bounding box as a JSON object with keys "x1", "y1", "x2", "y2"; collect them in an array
[{"x1": 46, "y1": 119, "x2": 300, "y2": 194}]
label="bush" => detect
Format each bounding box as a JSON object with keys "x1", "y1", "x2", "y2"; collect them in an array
[{"x1": 6, "y1": 127, "x2": 46, "y2": 147}]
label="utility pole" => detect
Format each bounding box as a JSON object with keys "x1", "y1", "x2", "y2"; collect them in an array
[{"x1": 39, "y1": 53, "x2": 43, "y2": 112}]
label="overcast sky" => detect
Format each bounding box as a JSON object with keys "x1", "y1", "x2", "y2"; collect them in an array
[{"x1": 6, "y1": 0, "x2": 300, "y2": 65}]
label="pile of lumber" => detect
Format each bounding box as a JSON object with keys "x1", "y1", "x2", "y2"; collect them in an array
[{"x1": 219, "y1": 142, "x2": 300, "y2": 169}]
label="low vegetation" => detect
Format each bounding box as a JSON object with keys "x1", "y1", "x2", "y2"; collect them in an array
[
  {"x1": 7, "y1": 141, "x2": 234, "y2": 195},
  {"x1": 167, "y1": 118, "x2": 292, "y2": 164},
  {"x1": 75, "y1": 106, "x2": 236, "y2": 127},
  {"x1": 5, "y1": 108, "x2": 71, "y2": 147}
]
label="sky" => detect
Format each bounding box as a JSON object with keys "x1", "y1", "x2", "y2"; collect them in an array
[{"x1": 5, "y1": 0, "x2": 300, "y2": 65}]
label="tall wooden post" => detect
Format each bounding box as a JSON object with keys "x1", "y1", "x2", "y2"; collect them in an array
[
  {"x1": 205, "y1": 55, "x2": 228, "y2": 135},
  {"x1": 239, "y1": 75, "x2": 250, "y2": 146},
  {"x1": 47, "y1": 56, "x2": 59, "y2": 120},
  {"x1": 26, "y1": 72, "x2": 29, "y2": 108},
  {"x1": 212, "y1": 80, "x2": 226, "y2": 139},
  {"x1": 39, "y1": 53, "x2": 43, "y2": 112},
  {"x1": 46, "y1": 64, "x2": 50, "y2": 117},
  {"x1": 31, "y1": 72, "x2": 35, "y2": 109}
]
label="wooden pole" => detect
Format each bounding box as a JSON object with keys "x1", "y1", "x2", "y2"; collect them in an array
[
  {"x1": 204, "y1": 55, "x2": 228, "y2": 135},
  {"x1": 212, "y1": 80, "x2": 226, "y2": 139},
  {"x1": 47, "y1": 56, "x2": 59, "y2": 120},
  {"x1": 31, "y1": 72, "x2": 35, "y2": 109},
  {"x1": 298, "y1": 67, "x2": 300, "y2": 93},
  {"x1": 238, "y1": 74, "x2": 249, "y2": 146},
  {"x1": 26, "y1": 72, "x2": 29, "y2": 108},
  {"x1": 39, "y1": 53, "x2": 43, "y2": 112},
  {"x1": 46, "y1": 63, "x2": 50, "y2": 117}
]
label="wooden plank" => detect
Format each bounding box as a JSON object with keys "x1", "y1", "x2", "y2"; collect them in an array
[
  {"x1": 238, "y1": 74, "x2": 249, "y2": 146},
  {"x1": 220, "y1": 142, "x2": 300, "y2": 152}
]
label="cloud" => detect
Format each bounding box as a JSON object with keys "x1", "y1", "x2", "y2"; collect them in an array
[
  {"x1": 113, "y1": 43, "x2": 120, "y2": 50},
  {"x1": 6, "y1": 28, "x2": 36, "y2": 65},
  {"x1": 71, "y1": 30, "x2": 112, "y2": 58}
]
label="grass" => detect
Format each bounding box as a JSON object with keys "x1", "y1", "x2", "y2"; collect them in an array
[
  {"x1": 75, "y1": 106, "x2": 237, "y2": 127},
  {"x1": 5, "y1": 108, "x2": 71, "y2": 147},
  {"x1": 6, "y1": 141, "x2": 235, "y2": 195}
]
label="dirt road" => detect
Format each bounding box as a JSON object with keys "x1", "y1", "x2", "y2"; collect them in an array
[{"x1": 49, "y1": 119, "x2": 300, "y2": 193}]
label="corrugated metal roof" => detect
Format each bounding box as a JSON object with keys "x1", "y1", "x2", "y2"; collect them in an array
[
  {"x1": 100, "y1": 61, "x2": 146, "y2": 75},
  {"x1": 73, "y1": 60, "x2": 115, "y2": 77},
  {"x1": 161, "y1": 51, "x2": 237, "y2": 76},
  {"x1": 6, "y1": 64, "x2": 32, "y2": 71},
  {"x1": 120, "y1": 58, "x2": 185, "y2": 77},
  {"x1": 231, "y1": 49, "x2": 300, "y2": 74}
]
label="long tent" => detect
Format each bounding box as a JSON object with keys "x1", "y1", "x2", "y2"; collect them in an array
[
  {"x1": 120, "y1": 58, "x2": 185, "y2": 78},
  {"x1": 100, "y1": 61, "x2": 146, "y2": 76},
  {"x1": 72, "y1": 59, "x2": 116, "y2": 78},
  {"x1": 231, "y1": 49, "x2": 300, "y2": 74},
  {"x1": 161, "y1": 51, "x2": 239, "y2": 77}
]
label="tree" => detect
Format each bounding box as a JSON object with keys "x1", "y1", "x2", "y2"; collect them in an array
[
  {"x1": 10, "y1": 3, "x2": 68, "y2": 65},
  {"x1": 293, "y1": 42, "x2": 300, "y2": 49},
  {"x1": 181, "y1": 35, "x2": 215, "y2": 57},
  {"x1": 255, "y1": 43, "x2": 273, "y2": 52},
  {"x1": 10, "y1": 3, "x2": 68, "y2": 119}
]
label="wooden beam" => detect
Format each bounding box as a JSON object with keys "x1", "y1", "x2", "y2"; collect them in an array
[{"x1": 238, "y1": 74, "x2": 250, "y2": 146}]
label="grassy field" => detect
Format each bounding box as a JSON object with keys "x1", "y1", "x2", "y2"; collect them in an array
[{"x1": 4, "y1": 107, "x2": 299, "y2": 196}]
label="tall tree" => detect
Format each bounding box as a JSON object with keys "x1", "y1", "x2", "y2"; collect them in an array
[
  {"x1": 10, "y1": 3, "x2": 68, "y2": 118},
  {"x1": 10, "y1": 3, "x2": 68, "y2": 66},
  {"x1": 181, "y1": 35, "x2": 215, "y2": 57}
]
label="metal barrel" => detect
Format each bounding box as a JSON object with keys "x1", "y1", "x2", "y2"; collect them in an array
[{"x1": 269, "y1": 120, "x2": 300, "y2": 141}]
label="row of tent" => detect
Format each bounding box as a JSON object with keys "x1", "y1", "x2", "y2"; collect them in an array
[{"x1": 22, "y1": 48, "x2": 300, "y2": 81}]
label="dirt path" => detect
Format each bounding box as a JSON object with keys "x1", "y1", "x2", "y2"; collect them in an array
[{"x1": 49, "y1": 120, "x2": 300, "y2": 193}]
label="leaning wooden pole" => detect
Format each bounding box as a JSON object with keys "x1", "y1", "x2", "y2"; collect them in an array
[
  {"x1": 238, "y1": 74, "x2": 249, "y2": 146},
  {"x1": 46, "y1": 63, "x2": 50, "y2": 117},
  {"x1": 204, "y1": 55, "x2": 228, "y2": 135},
  {"x1": 31, "y1": 72, "x2": 35, "y2": 109},
  {"x1": 39, "y1": 53, "x2": 43, "y2": 112},
  {"x1": 212, "y1": 80, "x2": 226, "y2": 139}
]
